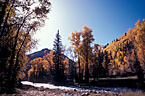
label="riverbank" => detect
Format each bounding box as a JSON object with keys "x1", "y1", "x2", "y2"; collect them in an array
[
  {"x1": 0, "y1": 85, "x2": 112, "y2": 96},
  {"x1": 1, "y1": 81, "x2": 145, "y2": 96},
  {"x1": 1, "y1": 85, "x2": 144, "y2": 96},
  {"x1": 18, "y1": 85, "x2": 113, "y2": 96}
]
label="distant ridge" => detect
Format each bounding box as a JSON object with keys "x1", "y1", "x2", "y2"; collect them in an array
[
  {"x1": 104, "y1": 27, "x2": 136, "y2": 52},
  {"x1": 27, "y1": 48, "x2": 51, "y2": 62}
]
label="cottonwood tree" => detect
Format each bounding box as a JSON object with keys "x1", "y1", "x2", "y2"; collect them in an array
[
  {"x1": 69, "y1": 26, "x2": 94, "y2": 83},
  {"x1": 68, "y1": 31, "x2": 82, "y2": 82},
  {"x1": 28, "y1": 57, "x2": 49, "y2": 81},
  {"x1": 43, "y1": 50, "x2": 55, "y2": 78},
  {"x1": 79, "y1": 25, "x2": 94, "y2": 83},
  {"x1": 0, "y1": 0, "x2": 51, "y2": 93}
]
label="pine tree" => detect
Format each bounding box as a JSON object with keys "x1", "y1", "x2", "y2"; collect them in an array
[{"x1": 53, "y1": 30, "x2": 65, "y2": 83}]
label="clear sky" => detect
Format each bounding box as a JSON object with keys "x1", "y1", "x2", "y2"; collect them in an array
[{"x1": 31, "y1": 0, "x2": 145, "y2": 53}]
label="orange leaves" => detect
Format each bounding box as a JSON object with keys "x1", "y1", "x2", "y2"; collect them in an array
[
  {"x1": 42, "y1": 60, "x2": 49, "y2": 71},
  {"x1": 117, "y1": 52, "x2": 120, "y2": 58},
  {"x1": 63, "y1": 58, "x2": 69, "y2": 74},
  {"x1": 29, "y1": 57, "x2": 49, "y2": 77},
  {"x1": 123, "y1": 56, "x2": 127, "y2": 62},
  {"x1": 135, "y1": 19, "x2": 145, "y2": 69},
  {"x1": 69, "y1": 25, "x2": 95, "y2": 82},
  {"x1": 43, "y1": 50, "x2": 54, "y2": 68},
  {"x1": 82, "y1": 25, "x2": 94, "y2": 43},
  {"x1": 28, "y1": 68, "x2": 33, "y2": 78},
  {"x1": 27, "y1": 49, "x2": 73, "y2": 79},
  {"x1": 69, "y1": 31, "x2": 81, "y2": 52}
]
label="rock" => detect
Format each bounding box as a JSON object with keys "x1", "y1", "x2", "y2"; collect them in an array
[
  {"x1": 74, "y1": 89, "x2": 77, "y2": 91},
  {"x1": 93, "y1": 91, "x2": 97, "y2": 94},
  {"x1": 89, "y1": 90, "x2": 93, "y2": 93},
  {"x1": 81, "y1": 92, "x2": 89, "y2": 96},
  {"x1": 38, "y1": 86, "x2": 45, "y2": 91}
]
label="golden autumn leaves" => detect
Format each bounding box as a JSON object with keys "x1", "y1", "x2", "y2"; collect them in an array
[
  {"x1": 27, "y1": 50, "x2": 70, "y2": 81},
  {"x1": 0, "y1": 0, "x2": 51, "y2": 93}
]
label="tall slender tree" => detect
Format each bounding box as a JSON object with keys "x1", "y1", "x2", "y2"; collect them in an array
[
  {"x1": 68, "y1": 31, "x2": 82, "y2": 82},
  {"x1": 53, "y1": 30, "x2": 65, "y2": 83},
  {"x1": 80, "y1": 25, "x2": 94, "y2": 83}
]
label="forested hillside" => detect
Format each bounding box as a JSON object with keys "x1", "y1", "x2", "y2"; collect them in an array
[
  {"x1": 103, "y1": 20, "x2": 145, "y2": 77},
  {"x1": 103, "y1": 28, "x2": 137, "y2": 76},
  {"x1": 25, "y1": 48, "x2": 76, "y2": 83}
]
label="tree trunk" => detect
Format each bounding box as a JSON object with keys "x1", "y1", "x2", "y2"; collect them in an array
[{"x1": 85, "y1": 46, "x2": 89, "y2": 84}]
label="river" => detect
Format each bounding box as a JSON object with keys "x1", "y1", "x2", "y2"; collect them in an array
[{"x1": 21, "y1": 81, "x2": 141, "y2": 93}]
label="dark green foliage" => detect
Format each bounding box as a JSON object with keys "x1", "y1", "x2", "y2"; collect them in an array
[
  {"x1": 53, "y1": 30, "x2": 65, "y2": 83},
  {"x1": 102, "y1": 51, "x2": 110, "y2": 76}
]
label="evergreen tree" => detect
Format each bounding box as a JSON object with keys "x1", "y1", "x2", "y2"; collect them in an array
[
  {"x1": 102, "y1": 51, "x2": 110, "y2": 76},
  {"x1": 53, "y1": 30, "x2": 65, "y2": 83}
]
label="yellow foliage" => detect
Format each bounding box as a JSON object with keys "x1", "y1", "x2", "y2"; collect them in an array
[
  {"x1": 124, "y1": 56, "x2": 127, "y2": 62},
  {"x1": 43, "y1": 50, "x2": 54, "y2": 68},
  {"x1": 28, "y1": 68, "x2": 34, "y2": 78},
  {"x1": 42, "y1": 60, "x2": 49, "y2": 71},
  {"x1": 117, "y1": 52, "x2": 120, "y2": 57},
  {"x1": 63, "y1": 58, "x2": 69, "y2": 74},
  {"x1": 119, "y1": 65, "x2": 124, "y2": 72}
]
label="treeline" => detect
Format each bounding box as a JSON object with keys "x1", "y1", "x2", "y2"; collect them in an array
[
  {"x1": 26, "y1": 31, "x2": 76, "y2": 84},
  {"x1": 26, "y1": 20, "x2": 145, "y2": 89},
  {"x1": 0, "y1": 0, "x2": 51, "y2": 93},
  {"x1": 1, "y1": 0, "x2": 144, "y2": 94},
  {"x1": 68, "y1": 22, "x2": 145, "y2": 86},
  {"x1": 69, "y1": 20, "x2": 145, "y2": 87}
]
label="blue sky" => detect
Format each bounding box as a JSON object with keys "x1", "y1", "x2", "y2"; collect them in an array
[{"x1": 32, "y1": 0, "x2": 145, "y2": 53}]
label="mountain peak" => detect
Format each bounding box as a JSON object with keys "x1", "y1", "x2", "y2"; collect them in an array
[
  {"x1": 41, "y1": 48, "x2": 50, "y2": 51},
  {"x1": 27, "y1": 48, "x2": 51, "y2": 62}
]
